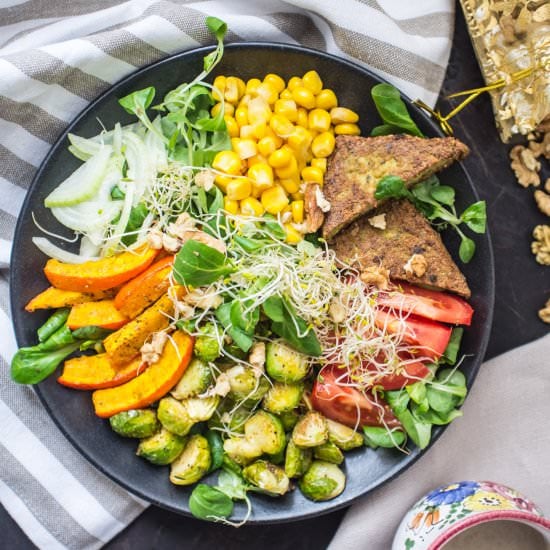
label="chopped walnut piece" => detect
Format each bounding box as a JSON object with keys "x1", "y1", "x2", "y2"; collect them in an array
[
  {"x1": 248, "y1": 342, "x2": 266, "y2": 377},
  {"x1": 184, "y1": 230, "x2": 226, "y2": 254},
  {"x1": 168, "y1": 212, "x2": 197, "y2": 240},
  {"x1": 328, "y1": 298, "x2": 346, "y2": 324},
  {"x1": 200, "y1": 373, "x2": 231, "y2": 398},
  {"x1": 140, "y1": 331, "x2": 168, "y2": 364},
  {"x1": 147, "y1": 227, "x2": 163, "y2": 250},
  {"x1": 528, "y1": 132, "x2": 550, "y2": 159},
  {"x1": 510, "y1": 145, "x2": 541, "y2": 187},
  {"x1": 174, "y1": 300, "x2": 194, "y2": 319},
  {"x1": 304, "y1": 183, "x2": 325, "y2": 233},
  {"x1": 534, "y1": 191, "x2": 550, "y2": 216},
  {"x1": 162, "y1": 233, "x2": 181, "y2": 253},
  {"x1": 368, "y1": 213, "x2": 387, "y2": 230},
  {"x1": 531, "y1": 225, "x2": 550, "y2": 265},
  {"x1": 403, "y1": 254, "x2": 428, "y2": 277},
  {"x1": 195, "y1": 169, "x2": 216, "y2": 191},
  {"x1": 538, "y1": 299, "x2": 550, "y2": 324},
  {"x1": 545, "y1": 178, "x2": 550, "y2": 193},
  {"x1": 360, "y1": 265, "x2": 390, "y2": 290}
]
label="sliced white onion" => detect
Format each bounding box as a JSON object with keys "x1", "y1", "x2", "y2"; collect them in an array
[
  {"x1": 67, "y1": 133, "x2": 102, "y2": 161},
  {"x1": 33, "y1": 237, "x2": 99, "y2": 264}
]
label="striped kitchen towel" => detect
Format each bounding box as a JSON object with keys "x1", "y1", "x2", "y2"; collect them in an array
[{"x1": 0, "y1": 1, "x2": 455, "y2": 548}]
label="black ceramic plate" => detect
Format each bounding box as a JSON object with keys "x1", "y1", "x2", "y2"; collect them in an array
[{"x1": 10, "y1": 43, "x2": 494, "y2": 523}]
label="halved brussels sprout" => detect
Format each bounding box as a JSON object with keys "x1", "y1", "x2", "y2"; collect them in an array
[
  {"x1": 242, "y1": 460, "x2": 290, "y2": 496},
  {"x1": 171, "y1": 358, "x2": 213, "y2": 400},
  {"x1": 109, "y1": 409, "x2": 159, "y2": 438},
  {"x1": 193, "y1": 323, "x2": 221, "y2": 362},
  {"x1": 266, "y1": 341, "x2": 309, "y2": 383},
  {"x1": 299, "y1": 461, "x2": 346, "y2": 501},
  {"x1": 284, "y1": 439, "x2": 313, "y2": 478},
  {"x1": 292, "y1": 411, "x2": 329, "y2": 448},
  {"x1": 244, "y1": 411, "x2": 286, "y2": 455},
  {"x1": 226, "y1": 365, "x2": 270, "y2": 404},
  {"x1": 208, "y1": 402, "x2": 253, "y2": 435},
  {"x1": 157, "y1": 397, "x2": 194, "y2": 436},
  {"x1": 279, "y1": 410, "x2": 300, "y2": 431},
  {"x1": 223, "y1": 436, "x2": 262, "y2": 465},
  {"x1": 313, "y1": 441, "x2": 344, "y2": 465},
  {"x1": 263, "y1": 382, "x2": 303, "y2": 414},
  {"x1": 170, "y1": 434, "x2": 211, "y2": 485},
  {"x1": 326, "y1": 419, "x2": 364, "y2": 450},
  {"x1": 184, "y1": 395, "x2": 220, "y2": 422},
  {"x1": 136, "y1": 428, "x2": 186, "y2": 465}
]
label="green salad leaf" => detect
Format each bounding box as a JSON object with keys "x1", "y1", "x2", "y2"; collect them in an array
[{"x1": 189, "y1": 484, "x2": 234, "y2": 521}]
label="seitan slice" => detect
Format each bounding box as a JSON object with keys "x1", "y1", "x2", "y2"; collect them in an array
[
  {"x1": 331, "y1": 199, "x2": 471, "y2": 298},
  {"x1": 322, "y1": 134, "x2": 470, "y2": 239}
]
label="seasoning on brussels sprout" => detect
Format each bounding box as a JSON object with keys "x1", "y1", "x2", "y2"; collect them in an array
[
  {"x1": 171, "y1": 357, "x2": 213, "y2": 400},
  {"x1": 279, "y1": 409, "x2": 300, "y2": 431},
  {"x1": 265, "y1": 341, "x2": 309, "y2": 383},
  {"x1": 313, "y1": 441, "x2": 344, "y2": 465},
  {"x1": 136, "y1": 428, "x2": 186, "y2": 465},
  {"x1": 109, "y1": 409, "x2": 160, "y2": 438},
  {"x1": 208, "y1": 402, "x2": 253, "y2": 435},
  {"x1": 226, "y1": 365, "x2": 270, "y2": 404},
  {"x1": 326, "y1": 419, "x2": 364, "y2": 451},
  {"x1": 194, "y1": 323, "x2": 222, "y2": 362},
  {"x1": 157, "y1": 397, "x2": 194, "y2": 436},
  {"x1": 223, "y1": 436, "x2": 262, "y2": 466},
  {"x1": 292, "y1": 411, "x2": 329, "y2": 448},
  {"x1": 242, "y1": 460, "x2": 290, "y2": 496},
  {"x1": 299, "y1": 461, "x2": 346, "y2": 502},
  {"x1": 262, "y1": 382, "x2": 303, "y2": 414},
  {"x1": 170, "y1": 434, "x2": 212, "y2": 486},
  {"x1": 244, "y1": 411, "x2": 286, "y2": 455},
  {"x1": 284, "y1": 439, "x2": 313, "y2": 478}
]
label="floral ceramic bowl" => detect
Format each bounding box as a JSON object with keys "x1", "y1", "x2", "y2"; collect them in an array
[{"x1": 392, "y1": 481, "x2": 550, "y2": 549}]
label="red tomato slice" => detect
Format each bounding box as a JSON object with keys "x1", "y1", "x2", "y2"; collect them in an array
[
  {"x1": 367, "y1": 358, "x2": 431, "y2": 391},
  {"x1": 377, "y1": 283, "x2": 473, "y2": 326},
  {"x1": 374, "y1": 310, "x2": 452, "y2": 360},
  {"x1": 311, "y1": 366, "x2": 401, "y2": 428}
]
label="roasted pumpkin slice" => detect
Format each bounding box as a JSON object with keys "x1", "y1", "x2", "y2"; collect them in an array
[
  {"x1": 67, "y1": 299, "x2": 129, "y2": 330},
  {"x1": 25, "y1": 287, "x2": 114, "y2": 312}
]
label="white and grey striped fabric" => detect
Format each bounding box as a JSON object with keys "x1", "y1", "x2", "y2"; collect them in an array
[{"x1": 0, "y1": 1, "x2": 454, "y2": 548}]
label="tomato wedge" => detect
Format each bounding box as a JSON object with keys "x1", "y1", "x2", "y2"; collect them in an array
[
  {"x1": 311, "y1": 366, "x2": 401, "y2": 428},
  {"x1": 366, "y1": 358, "x2": 431, "y2": 391},
  {"x1": 378, "y1": 283, "x2": 473, "y2": 326},
  {"x1": 374, "y1": 309, "x2": 452, "y2": 360}
]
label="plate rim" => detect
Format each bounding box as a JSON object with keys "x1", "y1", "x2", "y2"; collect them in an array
[{"x1": 10, "y1": 41, "x2": 495, "y2": 524}]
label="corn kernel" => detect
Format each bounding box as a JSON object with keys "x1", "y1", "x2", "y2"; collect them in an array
[
  {"x1": 212, "y1": 76, "x2": 226, "y2": 101},
  {"x1": 291, "y1": 191, "x2": 304, "y2": 201},
  {"x1": 257, "y1": 136, "x2": 278, "y2": 157},
  {"x1": 287, "y1": 77, "x2": 303, "y2": 91},
  {"x1": 261, "y1": 185, "x2": 289, "y2": 214},
  {"x1": 292, "y1": 87, "x2": 316, "y2": 110},
  {"x1": 330, "y1": 107, "x2": 359, "y2": 124},
  {"x1": 316, "y1": 89, "x2": 338, "y2": 110},
  {"x1": 296, "y1": 107, "x2": 308, "y2": 128},
  {"x1": 246, "y1": 78, "x2": 262, "y2": 95},
  {"x1": 308, "y1": 108, "x2": 331, "y2": 133},
  {"x1": 280, "y1": 89, "x2": 293, "y2": 99},
  {"x1": 252, "y1": 122, "x2": 267, "y2": 140},
  {"x1": 268, "y1": 147, "x2": 293, "y2": 168},
  {"x1": 224, "y1": 116, "x2": 240, "y2": 138},
  {"x1": 224, "y1": 197, "x2": 239, "y2": 215},
  {"x1": 274, "y1": 99, "x2": 298, "y2": 122},
  {"x1": 226, "y1": 177, "x2": 252, "y2": 200},
  {"x1": 235, "y1": 105, "x2": 249, "y2": 127},
  {"x1": 213, "y1": 150, "x2": 243, "y2": 175},
  {"x1": 270, "y1": 114, "x2": 294, "y2": 138},
  {"x1": 233, "y1": 138, "x2": 257, "y2": 160},
  {"x1": 311, "y1": 131, "x2": 336, "y2": 158},
  {"x1": 311, "y1": 157, "x2": 327, "y2": 173},
  {"x1": 301, "y1": 166, "x2": 324, "y2": 185},
  {"x1": 255, "y1": 82, "x2": 278, "y2": 105},
  {"x1": 264, "y1": 73, "x2": 286, "y2": 94},
  {"x1": 302, "y1": 70, "x2": 323, "y2": 95},
  {"x1": 215, "y1": 175, "x2": 232, "y2": 192},
  {"x1": 247, "y1": 154, "x2": 269, "y2": 168},
  {"x1": 234, "y1": 77, "x2": 246, "y2": 98},
  {"x1": 238, "y1": 94, "x2": 251, "y2": 108},
  {"x1": 287, "y1": 126, "x2": 313, "y2": 153},
  {"x1": 248, "y1": 96, "x2": 272, "y2": 125},
  {"x1": 291, "y1": 200, "x2": 304, "y2": 223},
  {"x1": 224, "y1": 77, "x2": 241, "y2": 104},
  {"x1": 240, "y1": 125, "x2": 255, "y2": 139},
  {"x1": 334, "y1": 123, "x2": 361, "y2": 136},
  {"x1": 284, "y1": 223, "x2": 302, "y2": 244},
  {"x1": 247, "y1": 162, "x2": 274, "y2": 190},
  {"x1": 280, "y1": 176, "x2": 300, "y2": 194},
  {"x1": 275, "y1": 156, "x2": 299, "y2": 179},
  {"x1": 211, "y1": 102, "x2": 234, "y2": 117},
  {"x1": 241, "y1": 196, "x2": 265, "y2": 217}
]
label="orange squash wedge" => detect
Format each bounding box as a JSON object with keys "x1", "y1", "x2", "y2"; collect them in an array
[
  {"x1": 92, "y1": 331, "x2": 194, "y2": 418},
  {"x1": 25, "y1": 286, "x2": 114, "y2": 312},
  {"x1": 58, "y1": 354, "x2": 147, "y2": 390},
  {"x1": 114, "y1": 256, "x2": 174, "y2": 319},
  {"x1": 44, "y1": 245, "x2": 158, "y2": 292},
  {"x1": 67, "y1": 299, "x2": 129, "y2": 330}
]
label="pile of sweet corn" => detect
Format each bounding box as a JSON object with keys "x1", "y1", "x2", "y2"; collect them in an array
[{"x1": 209, "y1": 71, "x2": 360, "y2": 243}]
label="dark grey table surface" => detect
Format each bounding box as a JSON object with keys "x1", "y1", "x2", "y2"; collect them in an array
[{"x1": 2, "y1": 8, "x2": 548, "y2": 550}]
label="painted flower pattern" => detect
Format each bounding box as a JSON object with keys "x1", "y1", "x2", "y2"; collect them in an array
[
  {"x1": 425, "y1": 481, "x2": 479, "y2": 506},
  {"x1": 480, "y1": 481, "x2": 540, "y2": 515},
  {"x1": 463, "y1": 491, "x2": 515, "y2": 511}
]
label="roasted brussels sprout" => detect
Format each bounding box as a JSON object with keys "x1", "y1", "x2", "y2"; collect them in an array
[
  {"x1": 226, "y1": 365, "x2": 270, "y2": 404},
  {"x1": 171, "y1": 358, "x2": 213, "y2": 400},
  {"x1": 326, "y1": 419, "x2": 364, "y2": 450},
  {"x1": 279, "y1": 410, "x2": 300, "y2": 431},
  {"x1": 292, "y1": 411, "x2": 329, "y2": 448},
  {"x1": 284, "y1": 439, "x2": 312, "y2": 478},
  {"x1": 136, "y1": 428, "x2": 186, "y2": 465},
  {"x1": 208, "y1": 402, "x2": 252, "y2": 435},
  {"x1": 244, "y1": 411, "x2": 286, "y2": 455},
  {"x1": 109, "y1": 409, "x2": 159, "y2": 438},
  {"x1": 223, "y1": 436, "x2": 262, "y2": 465},
  {"x1": 194, "y1": 323, "x2": 222, "y2": 362},
  {"x1": 266, "y1": 341, "x2": 309, "y2": 383},
  {"x1": 183, "y1": 396, "x2": 220, "y2": 422},
  {"x1": 313, "y1": 441, "x2": 344, "y2": 464},
  {"x1": 157, "y1": 397, "x2": 194, "y2": 436},
  {"x1": 262, "y1": 382, "x2": 303, "y2": 414},
  {"x1": 242, "y1": 460, "x2": 290, "y2": 496},
  {"x1": 170, "y1": 434, "x2": 211, "y2": 485},
  {"x1": 299, "y1": 461, "x2": 346, "y2": 501}
]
